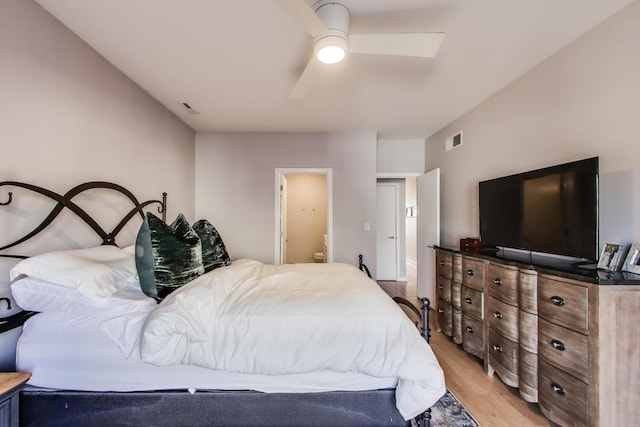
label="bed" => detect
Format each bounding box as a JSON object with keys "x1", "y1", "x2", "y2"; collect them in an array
[{"x1": 0, "y1": 181, "x2": 445, "y2": 427}]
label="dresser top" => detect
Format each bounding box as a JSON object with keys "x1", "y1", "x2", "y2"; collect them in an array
[
  {"x1": 434, "y1": 246, "x2": 640, "y2": 285},
  {"x1": 0, "y1": 372, "x2": 31, "y2": 395}
]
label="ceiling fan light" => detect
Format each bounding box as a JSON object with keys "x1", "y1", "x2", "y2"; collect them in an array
[
  {"x1": 315, "y1": 36, "x2": 347, "y2": 64},
  {"x1": 317, "y1": 45, "x2": 345, "y2": 64}
]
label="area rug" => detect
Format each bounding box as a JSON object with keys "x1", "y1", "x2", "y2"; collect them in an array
[{"x1": 418, "y1": 389, "x2": 479, "y2": 427}]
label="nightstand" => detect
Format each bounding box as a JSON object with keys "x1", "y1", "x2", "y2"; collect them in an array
[{"x1": 0, "y1": 372, "x2": 30, "y2": 427}]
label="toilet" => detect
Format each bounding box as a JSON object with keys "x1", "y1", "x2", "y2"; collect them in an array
[{"x1": 313, "y1": 234, "x2": 328, "y2": 263}]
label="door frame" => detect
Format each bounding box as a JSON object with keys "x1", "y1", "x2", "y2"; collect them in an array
[
  {"x1": 376, "y1": 182, "x2": 401, "y2": 280},
  {"x1": 274, "y1": 168, "x2": 333, "y2": 265}
]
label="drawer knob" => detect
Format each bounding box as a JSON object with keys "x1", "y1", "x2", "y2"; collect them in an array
[
  {"x1": 439, "y1": 261, "x2": 445, "y2": 266},
  {"x1": 466, "y1": 326, "x2": 474, "y2": 334},
  {"x1": 551, "y1": 339, "x2": 566, "y2": 351},
  {"x1": 493, "y1": 311, "x2": 503, "y2": 319},
  {"x1": 438, "y1": 309, "x2": 445, "y2": 314},
  {"x1": 551, "y1": 383, "x2": 566, "y2": 396},
  {"x1": 464, "y1": 297, "x2": 473, "y2": 304},
  {"x1": 550, "y1": 295, "x2": 566, "y2": 306},
  {"x1": 492, "y1": 278, "x2": 502, "y2": 286},
  {"x1": 492, "y1": 344, "x2": 503, "y2": 353},
  {"x1": 466, "y1": 269, "x2": 474, "y2": 276},
  {"x1": 438, "y1": 285, "x2": 445, "y2": 290}
]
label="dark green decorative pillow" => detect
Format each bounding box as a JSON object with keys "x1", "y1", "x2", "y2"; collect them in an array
[
  {"x1": 192, "y1": 219, "x2": 231, "y2": 273},
  {"x1": 135, "y1": 213, "x2": 205, "y2": 301}
]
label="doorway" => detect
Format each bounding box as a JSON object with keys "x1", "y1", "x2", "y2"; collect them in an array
[
  {"x1": 274, "y1": 168, "x2": 333, "y2": 265},
  {"x1": 374, "y1": 171, "x2": 439, "y2": 302}
]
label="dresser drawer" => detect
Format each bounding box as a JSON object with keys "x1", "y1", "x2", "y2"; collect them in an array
[
  {"x1": 452, "y1": 253, "x2": 462, "y2": 283},
  {"x1": 518, "y1": 269, "x2": 538, "y2": 314},
  {"x1": 538, "y1": 276, "x2": 588, "y2": 332},
  {"x1": 487, "y1": 263, "x2": 518, "y2": 305},
  {"x1": 452, "y1": 308, "x2": 463, "y2": 344},
  {"x1": 451, "y1": 280, "x2": 461, "y2": 309},
  {"x1": 488, "y1": 329, "x2": 519, "y2": 387},
  {"x1": 462, "y1": 314, "x2": 484, "y2": 359},
  {"x1": 487, "y1": 296, "x2": 519, "y2": 342},
  {"x1": 436, "y1": 277, "x2": 452, "y2": 302},
  {"x1": 519, "y1": 347, "x2": 538, "y2": 403},
  {"x1": 436, "y1": 250, "x2": 453, "y2": 279},
  {"x1": 519, "y1": 309, "x2": 538, "y2": 354},
  {"x1": 461, "y1": 257, "x2": 484, "y2": 291},
  {"x1": 538, "y1": 318, "x2": 588, "y2": 383},
  {"x1": 461, "y1": 285, "x2": 484, "y2": 320},
  {"x1": 539, "y1": 359, "x2": 588, "y2": 427},
  {"x1": 436, "y1": 299, "x2": 453, "y2": 337}
]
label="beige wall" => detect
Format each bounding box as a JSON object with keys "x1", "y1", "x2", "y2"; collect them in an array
[
  {"x1": 195, "y1": 132, "x2": 377, "y2": 272},
  {"x1": 0, "y1": 0, "x2": 195, "y2": 368},
  {"x1": 377, "y1": 139, "x2": 425, "y2": 176},
  {"x1": 426, "y1": 1, "x2": 640, "y2": 253},
  {"x1": 0, "y1": 0, "x2": 195, "y2": 244},
  {"x1": 284, "y1": 174, "x2": 327, "y2": 264}
]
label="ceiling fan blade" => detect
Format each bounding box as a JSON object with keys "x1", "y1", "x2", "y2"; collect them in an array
[
  {"x1": 290, "y1": 56, "x2": 320, "y2": 99},
  {"x1": 349, "y1": 33, "x2": 445, "y2": 58},
  {"x1": 274, "y1": 0, "x2": 328, "y2": 37}
]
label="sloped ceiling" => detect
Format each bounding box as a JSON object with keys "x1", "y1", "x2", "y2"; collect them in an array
[{"x1": 36, "y1": 0, "x2": 635, "y2": 138}]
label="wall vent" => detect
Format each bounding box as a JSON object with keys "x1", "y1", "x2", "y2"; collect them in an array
[{"x1": 445, "y1": 131, "x2": 463, "y2": 152}]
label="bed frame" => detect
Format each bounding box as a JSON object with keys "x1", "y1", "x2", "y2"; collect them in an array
[{"x1": 0, "y1": 181, "x2": 434, "y2": 427}]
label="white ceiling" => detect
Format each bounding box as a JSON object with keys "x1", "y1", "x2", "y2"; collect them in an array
[{"x1": 36, "y1": 0, "x2": 634, "y2": 139}]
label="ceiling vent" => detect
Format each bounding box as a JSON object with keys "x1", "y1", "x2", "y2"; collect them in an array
[
  {"x1": 181, "y1": 102, "x2": 199, "y2": 115},
  {"x1": 445, "y1": 131, "x2": 463, "y2": 152}
]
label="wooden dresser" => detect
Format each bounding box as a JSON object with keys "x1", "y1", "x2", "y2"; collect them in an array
[
  {"x1": 435, "y1": 249, "x2": 453, "y2": 337},
  {"x1": 518, "y1": 268, "x2": 539, "y2": 403},
  {"x1": 0, "y1": 372, "x2": 30, "y2": 427},
  {"x1": 435, "y1": 250, "x2": 463, "y2": 344},
  {"x1": 486, "y1": 261, "x2": 520, "y2": 387},
  {"x1": 460, "y1": 255, "x2": 486, "y2": 367},
  {"x1": 451, "y1": 253, "x2": 463, "y2": 344},
  {"x1": 433, "y1": 247, "x2": 640, "y2": 426}
]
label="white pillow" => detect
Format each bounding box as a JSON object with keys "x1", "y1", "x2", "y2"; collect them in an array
[
  {"x1": 11, "y1": 276, "x2": 156, "y2": 314},
  {"x1": 10, "y1": 246, "x2": 139, "y2": 298}
]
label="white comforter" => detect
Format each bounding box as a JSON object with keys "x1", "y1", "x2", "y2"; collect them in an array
[{"x1": 139, "y1": 259, "x2": 445, "y2": 420}]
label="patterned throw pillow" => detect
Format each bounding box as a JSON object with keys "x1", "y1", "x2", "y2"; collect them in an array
[
  {"x1": 135, "y1": 213, "x2": 204, "y2": 301},
  {"x1": 192, "y1": 219, "x2": 231, "y2": 273}
]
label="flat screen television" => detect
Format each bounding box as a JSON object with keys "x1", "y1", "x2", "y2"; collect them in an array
[{"x1": 479, "y1": 157, "x2": 599, "y2": 261}]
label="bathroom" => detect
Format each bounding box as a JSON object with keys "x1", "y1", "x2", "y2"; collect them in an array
[{"x1": 282, "y1": 173, "x2": 328, "y2": 264}]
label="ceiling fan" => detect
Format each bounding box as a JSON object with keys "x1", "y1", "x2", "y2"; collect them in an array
[{"x1": 275, "y1": 0, "x2": 445, "y2": 98}]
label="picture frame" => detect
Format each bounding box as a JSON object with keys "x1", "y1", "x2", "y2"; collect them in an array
[
  {"x1": 623, "y1": 243, "x2": 640, "y2": 274},
  {"x1": 597, "y1": 243, "x2": 623, "y2": 271}
]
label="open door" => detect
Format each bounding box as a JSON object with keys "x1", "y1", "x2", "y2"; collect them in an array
[{"x1": 416, "y1": 168, "x2": 440, "y2": 303}]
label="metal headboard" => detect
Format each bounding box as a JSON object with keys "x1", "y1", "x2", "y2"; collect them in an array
[
  {"x1": 0, "y1": 181, "x2": 166, "y2": 258},
  {"x1": 0, "y1": 181, "x2": 167, "y2": 333}
]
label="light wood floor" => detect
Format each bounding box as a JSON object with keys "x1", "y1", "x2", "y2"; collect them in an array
[{"x1": 378, "y1": 279, "x2": 554, "y2": 427}]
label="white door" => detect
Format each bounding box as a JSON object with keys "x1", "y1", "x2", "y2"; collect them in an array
[
  {"x1": 417, "y1": 168, "x2": 440, "y2": 302},
  {"x1": 376, "y1": 183, "x2": 398, "y2": 280}
]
